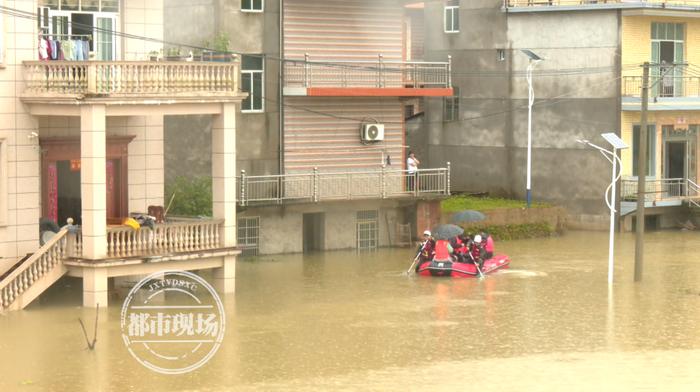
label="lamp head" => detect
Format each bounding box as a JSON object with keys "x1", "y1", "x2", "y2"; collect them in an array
[{"x1": 521, "y1": 49, "x2": 544, "y2": 62}]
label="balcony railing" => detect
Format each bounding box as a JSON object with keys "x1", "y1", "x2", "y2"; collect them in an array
[
  {"x1": 623, "y1": 75, "x2": 700, "y2": 98},
  {"x1": 620, "y1": 178, "x2": 697, "y2": 202},
  {"x1": 283, "y1": 54, "x2": 451, "y2": 89},
  {"x1": 65, "y1": 219, "x2": 225, "y2": 260},
  {"x1": 23, "y1": 60, "x2": 239, "y2": 98},
  {"x1": 238, "y1": 166, "x2": 451, "y2": 206},
  {"x1": 505, "y1": 0, "x2": 700, "y2": 8}
]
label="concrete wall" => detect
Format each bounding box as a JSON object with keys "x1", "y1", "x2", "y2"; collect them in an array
[
  {"x1": 163, "y1": 0, "x2": 281, "y2": 183},
  {"x1": 0, "y1": 0, "x2": 42, "y2": 274},
  {"x1": 422, "y1": 2, "x2": 621, "y2": 219},
  {"x1": 123, "y1": 0, "x2": 164, "y2": 60},
  {"x1": 239, "y1": 200, "x2": 405, "y2": 254}
]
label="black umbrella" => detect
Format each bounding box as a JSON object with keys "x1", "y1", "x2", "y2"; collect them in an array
[
  {"x1": 451, "y1": 210, "x2": 486, "y2": 224},
  {"x1": 431, "y1": 223, "x2": 464, "y2": 240}
]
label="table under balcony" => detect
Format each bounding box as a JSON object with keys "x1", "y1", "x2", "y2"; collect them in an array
[{"x1": 283, "y1": 55, "x2": 453, "y2": 97}]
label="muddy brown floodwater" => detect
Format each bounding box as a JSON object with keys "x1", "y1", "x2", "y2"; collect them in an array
[{"x1": 1, "y1": 231, "x2": 700, "y2": 391}]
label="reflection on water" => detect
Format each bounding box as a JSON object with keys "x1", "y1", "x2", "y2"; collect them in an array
[{"x1": 1, "y1": 231, "x2": 700, "y2": 391}]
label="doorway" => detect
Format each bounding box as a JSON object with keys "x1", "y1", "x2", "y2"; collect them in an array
[
  {"x1": 303, "y1": 213, "x2": 325, "y2": 253},
  {"x1": 41, "y1": 137, "x2": 132, "y2": 227},
  {"x1": 666, "y1": 141, "x2": 686, "y2": 196},
  {"x1": 56, "y1": 160, "x2": 82, "y2": 225}
]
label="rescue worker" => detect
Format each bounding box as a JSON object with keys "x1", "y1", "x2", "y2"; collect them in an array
[
  {"x1": 483, "y1": 232, "x2": 495, "y2": 260},
  {"x1": 470, "y1": 234, "x2": 485, "y2": 271},
  {"x1": 450, "y1": 235, "x2": 468, "y2": 263},
  {"x1": 433, "y1": 237, "x2": 454, "y2": 262},
  {"x1": 419, "y1": 230, "x2": 436, "y2": 263}
]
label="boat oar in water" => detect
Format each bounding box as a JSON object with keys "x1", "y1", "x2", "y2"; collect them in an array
[
  {"x1": 468, "y1": 250, "x2": 485, "y2": 279},
  {"x1": 406, "y1": 242, "x2": 427, "y2": 275}
]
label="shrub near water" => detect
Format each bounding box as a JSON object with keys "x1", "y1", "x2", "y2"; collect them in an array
[
  {"x1": 441, "y1": 195, "x2": 549, "y2": 213},
  {"x1": 460, "y1": 222, "x2": 555, "y2": 241},
  {"x1": 165, "y1": 176, "x2": 212, "y2": 217}
]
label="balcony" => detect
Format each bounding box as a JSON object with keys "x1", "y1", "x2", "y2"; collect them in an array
[
  {"x1": 238, "y1": 166, "x2": 451, "y2": 206},
  {"x1": 505, "y1": 0, "x2": 700, "y2": 11},
  {"x1": 620, "y1": 178, "x2": 700, "y2": 214},
  {"x1": 283, "y1": 55, "x2": 453, "y2": 97},
  {"x1": 622, "y1": 74, "x2": 700, "y2": 111},
  {"x1": 21, "y1": 60, "x2": 243, "y2": 113}
]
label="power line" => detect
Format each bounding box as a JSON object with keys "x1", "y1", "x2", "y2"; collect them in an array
[{"x1": 0, "y1": 5, "x2": 649, "y2": 79}]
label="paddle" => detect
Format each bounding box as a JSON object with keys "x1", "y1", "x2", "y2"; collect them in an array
[
  {"x1": 468, "y1": 249, "x2": 485, "y2": 279},
  {"x1": 406, "y1": 241, "x2": 427, "y2": 275}
]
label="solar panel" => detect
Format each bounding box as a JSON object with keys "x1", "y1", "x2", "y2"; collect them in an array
[{"x1": 601, "y1": 132, "x2": 629, "y2": 150}]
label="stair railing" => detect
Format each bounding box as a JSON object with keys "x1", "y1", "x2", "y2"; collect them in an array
[
  {"x1": 687, "y1": 179, "x2": 700, "y2": 208},
  {"x1": 0, "y1": 228, "x2": 72, "y2": 311}
]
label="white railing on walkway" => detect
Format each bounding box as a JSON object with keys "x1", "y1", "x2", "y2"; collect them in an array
[
  {"x1": 23, "y1": 60, "x2": 239, "y2": 96},
  {"x1": 621, "y1": 177, "x2": 696, "y2": 202},
  {"x1": 284, "y1": 54, "x2": 451, "y2": 89},
  {"x1": 505, "y1": 0, "x2": 700, "y2": 8},
  {"x1": 239, "y1": 165, "x2": 451, "y2": 206},
  {"x1": 0, "y1": 228, "x2": 70, "y2": 310}
]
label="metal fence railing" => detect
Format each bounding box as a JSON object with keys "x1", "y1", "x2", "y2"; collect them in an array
[
  {"x1": 621, "y1": 177, "x2": 695, "y2": 202},
  {"x1": 238, "y1": 165, "x2": 451, "y2": 206},
  {"x1": 623, "y1": 75, "x2": 700, "y2": 98},
  {"x1": 505, "y1": 0, "x2": 700, "y2": 8},
  {"x1": 283, "y1": 54, "x2": 451, "y2": 89}
]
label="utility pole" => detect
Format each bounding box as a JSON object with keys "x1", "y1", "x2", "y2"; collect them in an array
[{"x1": 634, "y1": 62, "x2": 650, "y2": 282}]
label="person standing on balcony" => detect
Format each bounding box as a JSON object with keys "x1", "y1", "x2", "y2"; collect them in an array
[{"x1": 407, "y1": 151, "x2": 420, "y2": 191}]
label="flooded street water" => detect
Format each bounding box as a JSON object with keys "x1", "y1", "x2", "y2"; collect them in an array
[{"x1": 2, "y1": 231, "x2": 700, "y2": 391}]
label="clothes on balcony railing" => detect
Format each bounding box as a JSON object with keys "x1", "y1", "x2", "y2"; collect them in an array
[{"x1": 39, "y1": 35, "x2": 91, "y2": 61}]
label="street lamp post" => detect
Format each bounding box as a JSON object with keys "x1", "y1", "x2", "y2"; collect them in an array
[
  {"x1": 521, "y1": 49, "x2": 543, "y2": 208},
  {"x1": 577, "y1": 133, "x2": 629, "y2": 285}
]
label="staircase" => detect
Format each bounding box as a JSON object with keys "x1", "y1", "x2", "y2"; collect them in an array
[
  {"x1": 0, "y1": 228, "x2": 74, "y2": 312},
  {"x1": 687, "y1": 179, "x2": 700, "y2": 209}
]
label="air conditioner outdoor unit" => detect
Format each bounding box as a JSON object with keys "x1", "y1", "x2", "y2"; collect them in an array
[{"x1": 362, "y1": 123, "x2": 385, "y2": 142}]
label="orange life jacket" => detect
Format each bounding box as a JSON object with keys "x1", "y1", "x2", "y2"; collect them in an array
[{"x1": 434, "y1": 239, "x2": 451, "y2": 261}]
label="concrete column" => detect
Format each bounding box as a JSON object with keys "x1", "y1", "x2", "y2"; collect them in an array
[
  {"x1": 83, "y1": 268, "x2": 108, "y2": 308},
  {"x1": 212, "y1": 103, "x2": 237, "y2": 293},
  {"x1": 81, "y1": 105, "x2": 107, "y2": 260}
]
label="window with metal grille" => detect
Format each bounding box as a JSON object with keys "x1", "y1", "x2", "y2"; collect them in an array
[
  {"x1": 356, "y1": 210, "x2": 378, "y2": 250},
  {"x1": 237, "y1": 216, "x2": 260, "y2": 256}
]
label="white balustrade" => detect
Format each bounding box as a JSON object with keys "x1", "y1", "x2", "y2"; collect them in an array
[
  {"x1": 23, "y1": 61, "x2": 239, "y2": 97},
  {"x1": 0, "y1": 228, "x2": 72, "y2": 310},
  {"x1": 105, "y1": 219, "x2": 224, "y2": 258}
]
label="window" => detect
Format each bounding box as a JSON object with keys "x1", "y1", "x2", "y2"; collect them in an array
[
  {"x1": 632, "y1": 125, "x2": 656, "y2": 177},
  {"x1": 242, "y1": 0, "x2": 264, "y2": 12},
  {"x1": 0, "y1": 138, "x2": 7, "y2": 225},
  {"x1": 38, "y1": 0, "x2": 119, "y2": 12},
  {"x1": 651, "y1": 22, "x2": 684, "y2": 97},
  {"x1": 497, "y1": 49, "x2": 506, "y2": 62},
  {"x1": 237, "y1": 216, "x2": 260, "y2": 256},
  {"x1": 242, "y1": 55, "x2": 264, "y2": 112},
  {"x1": 444, "y1": 86, "x2": 460, "y2": 122},
  {"x1": 444, "y1": 2, "x2": 459, "y2": 33},
  {"x1": 356, "y1": 210, "x2": 378, "y2": 250}
]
